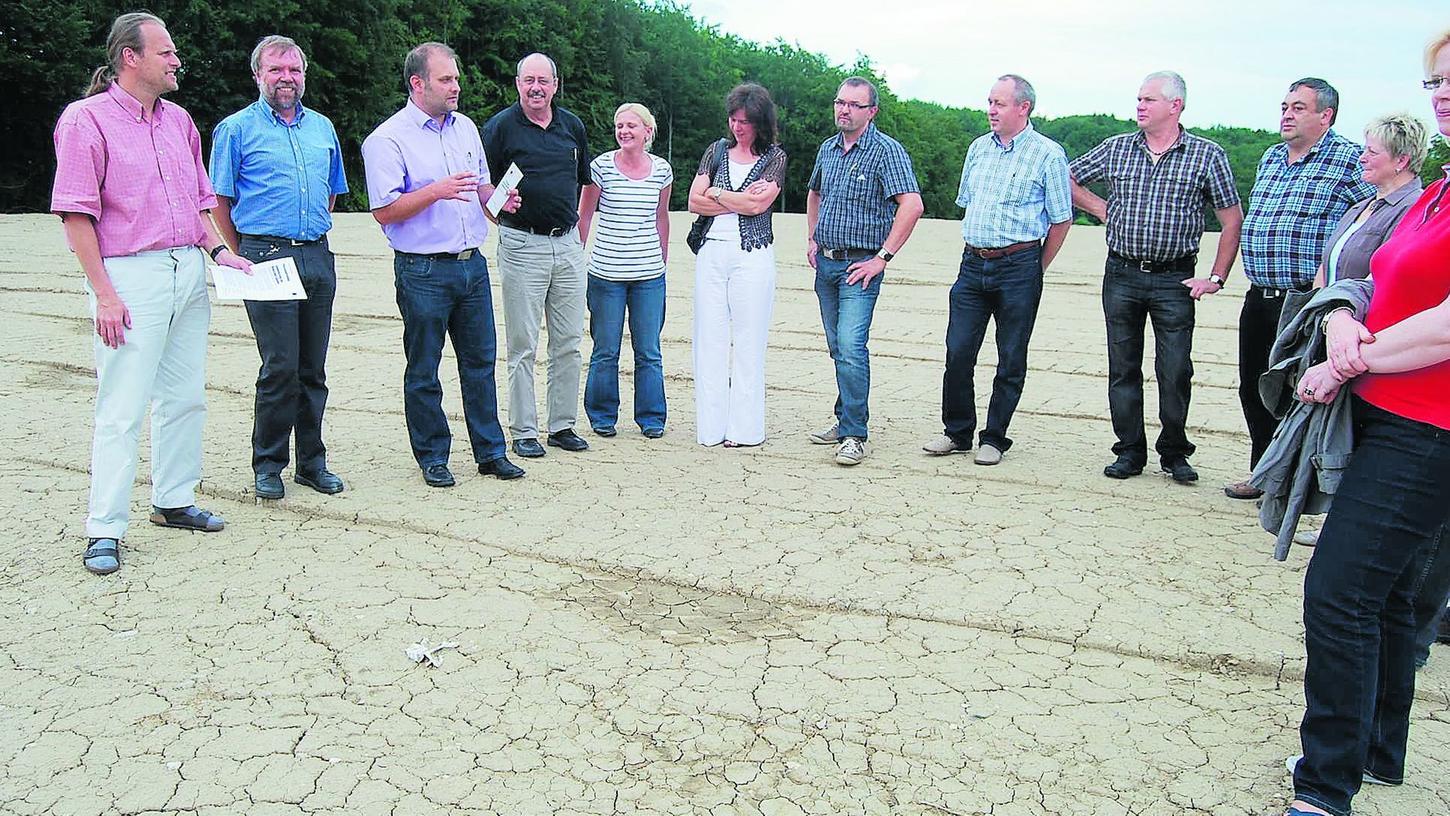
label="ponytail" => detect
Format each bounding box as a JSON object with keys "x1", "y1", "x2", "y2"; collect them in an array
[{"x1": 84, "y1": 65, "x2": 114, "y2": 97}]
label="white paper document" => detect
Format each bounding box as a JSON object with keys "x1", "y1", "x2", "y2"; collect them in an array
[
  {"x1": 486, "y1": 163, "x2": 524, "y2": 217},
  {"x1": 211, "y1": 256, "x2": 307, "y2": 301}
]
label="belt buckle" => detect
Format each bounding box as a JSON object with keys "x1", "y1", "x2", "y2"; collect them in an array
[
  {"x1": 548, "y1": 226, "x2": 565, "y2": 238},
  {"x1": 974, "y1": 247, "x2": 991, "y2": 259},
  {"x1": 457, "y1": 249, "x2": 474, "y2": 261},
  {"x1": 1137, "y1": 259, "x2": 1154, "y2": 272}
]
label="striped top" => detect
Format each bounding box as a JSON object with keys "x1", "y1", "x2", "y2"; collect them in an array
[{"x1": 587, "y1": 151, "x2": 673, "y2": 281}]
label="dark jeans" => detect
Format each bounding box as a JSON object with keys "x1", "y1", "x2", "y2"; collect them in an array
[
  {"x1": 1295, "y1": 398, "x2": 1450, "y2": 816},
  {"x1": 393, "y1": 251, "x2": 507, "y2": 467},
  {"x1": 1101, "y1": 256, "x2": 1196, "y2": 465},
  {"x1": 1238, "y1": 286, "x2": 1297, "y2": 469},
  {"x1": 238, "y1": 235, "x2": 336, "y2": 477},
  {"x1": 1415, "y1": 529, "x2": 1450, "y2": 666},
  {"x1": 814, "y1": 253, "x2": 882, "y2": 439},
  {"x1": 584, "y1": 274, "x2": 667, "y2": 433},
  {"x1": 941, "y1": 245, "x2": 1044, "y2": 451}
]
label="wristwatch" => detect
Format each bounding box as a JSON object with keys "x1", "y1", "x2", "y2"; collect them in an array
[
  {"x1": 1320, "y1": 307, "x2": 1353, "y2": 333},
  {"x1": 876, "y1": 248, "x2": 895, "y2": 262},
  {"x1": 208, "y1": 244, "x2": 227, "y2": 261},
  {"x1": 709, "y1": 188, "x2": 723, "y2": 204},
  {"x1": 1208, "y1": 273, "x2": 1226, "y2": 287}
]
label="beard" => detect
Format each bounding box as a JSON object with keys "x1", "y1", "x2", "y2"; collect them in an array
[{"x1": 261, "y1": 82, "x2": 304, "y2": 111}]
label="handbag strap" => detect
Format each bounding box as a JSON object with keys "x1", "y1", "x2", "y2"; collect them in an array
[{"x1": 709, "y1": 138, "x2": 728, "y2": 184}]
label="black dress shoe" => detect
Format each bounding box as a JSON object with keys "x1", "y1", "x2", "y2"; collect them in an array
[
  {"x1": 255, "y1": 472, "x2": 285, "y2": 499},
  {"x1": 642, "y1": 427, "x2": 664, "y2": 439},
  {"x1": 1163, "y1": 459, "x2": 1199, "y2": 484},
  {"x1": 547, "y1": 429, "x2": 590, "y2": 451},
  {"x1": 478, "y1": 456, "x2": 526, "y2": 480},
  {"x1": 513, "y1": 438, "x2": 546, "y2": 458},
  {"x1": 1103, "y1": 456, "x2": 1145, "y2": 479},
  {"x1": 295, "y1": 469, "x2": 345, "y2": 494},
  {"x1": 422, "y1": 463, "x2": 455, "y2": 487}
]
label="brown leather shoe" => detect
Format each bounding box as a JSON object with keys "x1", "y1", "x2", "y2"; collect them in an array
[{"x1": 1224, "y1": 481, "x2": 1264, "y2": 500}]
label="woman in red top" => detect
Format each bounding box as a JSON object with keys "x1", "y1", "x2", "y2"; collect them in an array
[{"x1": 1280, "y1": 29, "x2": 1450, "y2": 816}]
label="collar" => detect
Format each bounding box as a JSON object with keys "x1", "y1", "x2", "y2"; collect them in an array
[
  {"x1": 511, "y1": 100, "x2": 559, "y2": 130},
  {"x1": 1381, "y1": 176, "x2": 1424, "y2": 206},
  {"x1": 832, "y1": 121, "x2": 879, "y2": 153},
  {"x1": 992, "y1": 122, "x2": 1034, "y2": 151},
  {"x1": 1134, "y1": 125, "x2": 1185, "y2": 153},
  {"x1": 108, "y1": 82, "x2": 159, "y2": 123},
  {"x1": 253, "y1": 97, "x2": 308, "y2": 126},
  {"x1": 405, "y1": 99, "x2": 452, "y2": 131}
]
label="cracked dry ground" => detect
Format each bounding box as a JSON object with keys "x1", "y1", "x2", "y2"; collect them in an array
[{"x1": 1, "y1": 213, "x2": 1446, "y2": 816}]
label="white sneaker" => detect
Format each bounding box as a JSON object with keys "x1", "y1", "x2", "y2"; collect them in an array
[
  {"x1": 1293, "y1": 529, "x2": 1320, "y2": 547},
  {"x1": 835, "y1": 437, "x2": 867, "y2": 465},
  {"x1": 974, "y1": 443, "x2": 1003, "y2": 465},
  {"x1": 809, "y1": 424, "x2": 840, "y2": 445},
  {"x1": 922, "y1": 435, "x2": 969, "y2": 456},
  {"x1": 1285, "y1": 754, "x2": 1395, "y2": 786}
]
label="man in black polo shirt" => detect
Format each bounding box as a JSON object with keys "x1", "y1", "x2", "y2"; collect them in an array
[
  {"x1": 482, "y1": 52, "x2": 594, "y2": 459},
  {"x1": 1069, "y1": 70, "x2": 1242, "y2": 484}
]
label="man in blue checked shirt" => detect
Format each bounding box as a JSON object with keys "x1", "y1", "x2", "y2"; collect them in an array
[
  {"x1": 922, "y1": 75, "x2": 1072, "y2": 466},
  {"x1": 1225, "y1": 78, "x2": 1373, "y2": 501},
  {"x1": 211, "y1": 35, "x2": 349, "y2": 501},
  {"x1": 805, "y1": 76, "x2": 925, "y2": 466}
]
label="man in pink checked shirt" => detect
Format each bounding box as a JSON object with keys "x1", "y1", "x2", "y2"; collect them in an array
[{"x1": 51, "y1": 12, "x2": 253, "y2": 576}]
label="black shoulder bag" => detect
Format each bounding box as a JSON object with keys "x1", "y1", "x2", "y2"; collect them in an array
[{"x1": 686, "y1": 139, "x2": 729, "y2": 255}]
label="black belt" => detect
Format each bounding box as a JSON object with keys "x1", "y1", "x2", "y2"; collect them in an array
[
  {"x1": 820, "y1": 247, "x2": 877, "y2": 261},
  {"x1": 395, "y1": 248, "x2": 479, "y2": 261},
  {"x1": 1109, "y1": 251, "x2": 1196, "y2": 273},
  {"x1": 1251, "y1": 283, "x2": 1312, "y2": 299},
  {"x1": 239, "y1": 233, "x2": 324, "y2": 246},
  {"x1": 502, "y1": 222, "x2": 572, "y2": 237}
]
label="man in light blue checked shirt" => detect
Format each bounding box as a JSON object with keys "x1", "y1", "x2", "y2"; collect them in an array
[{"x1": 923, "y1": 75, "x2": 1072, "y2": 465}]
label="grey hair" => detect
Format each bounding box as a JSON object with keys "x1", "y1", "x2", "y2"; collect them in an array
[
  {"x1": 516, "y1": 52, "x2": 558, "y2": 81},
  {"x1": 1143, "y1": 70, "x2": 1187, "y2": 108},
  {"x1": 250, "y1": 35, "x2": 307, "y2": 74},
  {"x1": 403, "y1": 42, "x2": 457, "y2": 91},
  {"x1": 840, "y1": 76, "x2": 879, "y2": 108},
  {"x1": 1364, "y1": 113, "x2": 1429, "y2": 174},
  {"x1": 85, "y1": 12, "x2": 165, "y2": 96},
  {"x1": 1289, "y1": 77, "x2": 1340, "y2": 126},
  {"x1": 997, "y1": 73, "x2": 1036, "y2": 115}
]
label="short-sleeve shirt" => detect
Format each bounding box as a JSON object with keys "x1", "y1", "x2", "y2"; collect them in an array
[
  {"x1": 586, "y1": 151, "x2": 673, "y2": 281},
  {"x1": 482, "y1": 102, "x2": 591, "y2": 233},
  {"x1": 956, "y1": 124, "x2": 1072, "y2": 247},
  {"x1": 209, "y1": 99, "x2": 349, "y2": 241},
  {"x1": 808, "y1": 123, "x2": 920, "y2": 250},
  {"x1": 1069, "y1": 128, "x2": 1240, "y2": 261},
  {"x1": 51, "y1": 83, "x2": 217, "y2": 258},
  {"x1": 1239, "y1": 130, "x2": 1374, "y2": 289},
  {"x1": 361, "y1": 101, "x2": 491, "y2": 255}
]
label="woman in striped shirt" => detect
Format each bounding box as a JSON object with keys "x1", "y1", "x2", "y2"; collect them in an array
[{"x1": 577, "y1": 103, "x2": 674, "y2": 438}]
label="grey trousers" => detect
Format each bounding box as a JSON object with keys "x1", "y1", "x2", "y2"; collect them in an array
[{"x1": 497, "y1": 225, "x2": 587, "y2": 439}]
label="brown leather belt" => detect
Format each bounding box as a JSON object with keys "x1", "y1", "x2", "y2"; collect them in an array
[{"x1": 965, "y1": 240, "x2": 1039, "y2": 260}]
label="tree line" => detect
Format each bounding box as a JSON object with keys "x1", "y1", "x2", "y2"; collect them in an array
[{"x1": 5, "y1": 0, "x2": 1444, "y2": 221}]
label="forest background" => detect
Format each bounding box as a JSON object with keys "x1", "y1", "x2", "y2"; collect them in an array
[{"x1": 5, "y1": 0, "x2": 1447, "y2": 221}]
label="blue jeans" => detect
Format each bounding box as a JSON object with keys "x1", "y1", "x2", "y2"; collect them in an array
[
  {"x1": 1295, "y1": 398, "x2": 1450, "y2": 816},
  {"x1": 584, "y1": 274, "x2": 666, "y2": 433},
  {"x1": 814, "y1": 254, "x2": 882, "y2": 439},
  {"x1": 941, "y1": 245, "x2": 1044, "y2": 451},
  {"x1": 1101, "y1": 256, "x2": 1196, "y2": 465},
  {"x1": 393, "y1": 252, "x2": 507, "y2": 467}
]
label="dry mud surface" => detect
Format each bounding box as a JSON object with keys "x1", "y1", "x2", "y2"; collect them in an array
[{"x1": 1, "y1": 212, "x2": 1446, "y2": 816}]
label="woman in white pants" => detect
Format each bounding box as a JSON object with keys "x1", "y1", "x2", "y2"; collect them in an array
[{"x1": 688, "y1": 83, "x2": 786, "y2": 446}]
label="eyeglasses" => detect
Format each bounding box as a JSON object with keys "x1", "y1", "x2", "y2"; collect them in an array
[
  {"x1": 833, "y1": 99, "x2": 874, "y2": 110},
  {"x1": 1424, "y1": 76, "x2": 1448, "y2": 91}
]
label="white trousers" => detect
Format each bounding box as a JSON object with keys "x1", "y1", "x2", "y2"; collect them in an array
[
  {"x1": 692, "y1": 240, "x2": 776, "y2": 445},
  {"x1": 87, "y1": 247, "x2": 210, "y2": 538},
  {"x1": 497, "y1": 226, "x2": 587, "y2": 439}
]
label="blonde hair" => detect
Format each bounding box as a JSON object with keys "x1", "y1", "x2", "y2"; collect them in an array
[
  {"x1": 1425, "y1": 28, "x2": 1450, "y2": 74},
  {"x1": 614, "y1": 102, "x2": 656, "y2": 150},
  {"x1": 1364, "y1": 113, "x2": 1429, "y2": 173}
]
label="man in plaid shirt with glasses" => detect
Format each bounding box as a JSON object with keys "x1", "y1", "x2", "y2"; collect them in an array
[{"x1": 1070, "y1": 70, "x2": 1243, "y2": 485}]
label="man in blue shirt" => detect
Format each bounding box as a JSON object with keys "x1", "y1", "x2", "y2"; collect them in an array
[
  {"x1": 1227, "y1": 78, "x2": 1372, "y2": 500},
  {"x1": 805, "y1": 76, "x2": 924, "y2": 466},
  {"x1": 923, "y1": 74, "x2": 1072, "y2": 466},
  {"x1": 211, "y1": 35, "x2": 349, "y2": 500}
]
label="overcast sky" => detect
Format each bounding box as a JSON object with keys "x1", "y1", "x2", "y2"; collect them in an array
[{"x1": 684, "y1": 0, "x2": 1441, "y2": 142}]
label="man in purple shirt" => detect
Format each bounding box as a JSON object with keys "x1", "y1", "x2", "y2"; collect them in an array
[
  {"x1": 52, "y1": 12, "x2": 253, "y2": 575},
  {"x1": 362, "y1": 41, "x2": 524, "y2": 487}
]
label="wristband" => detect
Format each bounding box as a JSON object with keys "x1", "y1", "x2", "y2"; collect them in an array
[{"x1": 209, "y1": 244, "x2": 226, "y2": 261}]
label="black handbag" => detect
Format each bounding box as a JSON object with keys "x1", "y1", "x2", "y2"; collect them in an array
[{"x1": 686, "y1": 139, "x2": 729, "y2": 255}]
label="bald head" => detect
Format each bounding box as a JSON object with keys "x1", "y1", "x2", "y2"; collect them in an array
[{"x1": 516, "y1": 52, "x2": 559, "y2": 119}]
